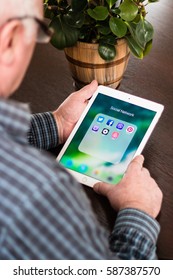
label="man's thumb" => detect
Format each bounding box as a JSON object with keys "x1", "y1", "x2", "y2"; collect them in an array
[{"x1": 93, "y1": 182, "x2": 112, "y2": 197}]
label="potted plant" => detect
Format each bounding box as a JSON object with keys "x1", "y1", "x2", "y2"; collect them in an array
[{"x1": 44, "y1": 0, "x2": 158, "y2": 88}]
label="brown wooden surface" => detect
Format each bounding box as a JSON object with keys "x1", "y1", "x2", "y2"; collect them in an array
[{"x1": 13, "y1": 1, "x2": 173, "y2": 259}]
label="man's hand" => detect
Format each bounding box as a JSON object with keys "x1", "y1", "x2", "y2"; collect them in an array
[
  {"x1": 93, "y1": 155, "x2": 163, "y2": 218},
  {"x1": 53, "y1": 80, "x2": 98, "y2": 143}
]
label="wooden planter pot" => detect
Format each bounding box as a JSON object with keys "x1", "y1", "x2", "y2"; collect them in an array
[{"x1": 64, "y1": 39, "x2": 130, "y2": 89}]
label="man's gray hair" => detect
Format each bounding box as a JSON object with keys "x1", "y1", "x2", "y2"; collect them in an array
[{"x1": 0, "y1": 0, "x2": 42, "y2": 42}]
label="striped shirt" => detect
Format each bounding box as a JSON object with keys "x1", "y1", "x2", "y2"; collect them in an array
[{"x1": 0, "y1": 98, "x2": 160, "y2": 259}]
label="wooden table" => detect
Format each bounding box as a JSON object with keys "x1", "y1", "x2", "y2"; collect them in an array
[{"x1": 13, "y1": 1, "x2": 173, "y2": 259}]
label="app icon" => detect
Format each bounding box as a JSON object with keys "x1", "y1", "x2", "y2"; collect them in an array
[
  {"x1": 107, "y1": 176, "x2": 114, "y2": 182},
  {"x1": 126, "y1": 126, "x2": 134, "y2": 133},
  {"x1": 106, "y1": 119, "x2": 114, "y2": 126},
  {"x1": 97, "y1": 116, "x2": 105, "y2": 123},
  {"x1": 112, "y1": 131, "x2": 119, "y2": 139},
  {"x1": 66, "y1": 159, "x2": 73, "y2": 167},
  {"x1": 116, "y1": 122, "x2": 124, "y2": 130},
  {"x1": 93, "y1": 169, "x2": 100, "y2": 175},
  {"x1": 79, "y1": 164, "x2": 88, "y2": 172},
  {"x1": 102, "y1": 128, "x2": 109, "y2": 135},
  {"x1": 92, "y1": 125, "x2": 99, "y2": 132}
]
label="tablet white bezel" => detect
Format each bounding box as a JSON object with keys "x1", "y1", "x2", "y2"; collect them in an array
[{"x1": 57, "y1": 85, "x2": 164, "y2": 187}]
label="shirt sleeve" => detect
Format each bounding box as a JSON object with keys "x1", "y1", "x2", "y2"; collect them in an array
[
  {"x1": 109, "y1": 208, "x2": 160, "y2": 259},
  {"x1": 27, "y1": 112, "x2": 59, "y2": 150}
]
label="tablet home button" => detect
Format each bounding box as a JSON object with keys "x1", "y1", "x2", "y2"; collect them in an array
[{"x1": 82, "y1": 177, "x2": 87, "y2": 183}]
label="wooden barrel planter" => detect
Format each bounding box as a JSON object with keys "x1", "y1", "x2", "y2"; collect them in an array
[{"x1": 64, "y1": 39, "x2": 130, "y2": 89}]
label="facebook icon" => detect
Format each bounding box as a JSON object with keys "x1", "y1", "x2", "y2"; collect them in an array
[{"x1": 106, "y1": 119, "x2": 114, "y2": 126}]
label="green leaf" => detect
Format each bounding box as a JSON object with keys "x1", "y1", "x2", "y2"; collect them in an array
[
  {"x1": 44, "y1": 0, "x2": 57, "y2": 4},
  {"x1": 49, "y1": 15, "x2": 79, "y2": 49},
  {"x1": 44, "y1": 5, "x2": 55, "y2": 20},
  {"x1": 98, "y1": 42, "x2": 116, "y2": 61},
  {"x1": 100, "y1": 35, "x2": 117, "y2": 45},
  {"x1": 143, "y1": 39, "x2": 153, "y2": 56},
  {"x1": 119, "y1": 0, "x2": 138, "y2": 22},
  {"x1": 148, "y1": 0, "x2": 159, "y2": 3},
  {"x1": 136, "y1": 19, "x2": 154, "y2": 48},
  {"x1": 97, "y1": 24, "x2": 111, "y2": 35},
  {"x1": 63, "y1": 12, "x2": 85, "y2": 28},
  {"x1": 126, "y1": 36, "x2": 144, "y2": 59},
  {"x1": 87, "y1": 7, "x2": 109, "y2": 21},
  {"x1": 126, "y1": 21, "x2": 137, "y2": 40},
  {"x1": 109, "y1": 17, "x2": 127, "y2": 38},
  {"x1": 71, "y1": 0, "x2": 88, "y2": 13},
  {"x1": 106, "y1": 0, "x2": 118, "y2": 9}
]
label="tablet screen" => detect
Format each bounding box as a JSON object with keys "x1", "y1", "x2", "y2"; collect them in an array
[{"x1": 58, "y1": 89, "x2": 163, "y2": 185}]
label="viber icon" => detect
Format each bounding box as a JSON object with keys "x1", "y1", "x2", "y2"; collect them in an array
[{"x1": 92, "y1": 125, "x2": 99, "y2": 132}]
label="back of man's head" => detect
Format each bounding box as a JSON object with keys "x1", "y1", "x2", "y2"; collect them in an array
[
  {"x1": 0, "y1": 0, "x2": 41, "y2": 26},
  {"x1": 0, "y1": 0, "x2": 43, "y2": 97}
]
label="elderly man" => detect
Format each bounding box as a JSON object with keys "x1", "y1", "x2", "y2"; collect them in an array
[{"x1": 0, "y1": 0, "x2": 162, "y2": 259}]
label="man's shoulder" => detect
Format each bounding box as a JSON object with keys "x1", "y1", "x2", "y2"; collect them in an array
[
  {"x1": 0, "y1": 138, "x2": 75, "y2": 193},
  {"x1": 0, "y1": 138, "x2": 87, "y2": 221}
]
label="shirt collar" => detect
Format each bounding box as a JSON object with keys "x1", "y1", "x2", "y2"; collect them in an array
[{"x1": 0, "y1": 98, "x2": 31, "y2": 144}]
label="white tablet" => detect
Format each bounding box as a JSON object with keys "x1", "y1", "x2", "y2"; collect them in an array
[{"x1": 57, "y1": 86, "x2": 164, "y2": 187}]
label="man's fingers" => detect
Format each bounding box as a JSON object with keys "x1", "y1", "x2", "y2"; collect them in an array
[
  {"x1": 93, "y1": 182, "x2": 113, "y2": 197},
  {"x1": 77, "y1": 80, "x2": 98, "y2": 101},
  {"x1": 126, "y1": 155, "x2": 145, "y2": 173}
]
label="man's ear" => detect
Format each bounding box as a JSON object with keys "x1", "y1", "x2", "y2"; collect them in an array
[{"x1": 0, "y1": 20, "x2": 24, "y2": 65}]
